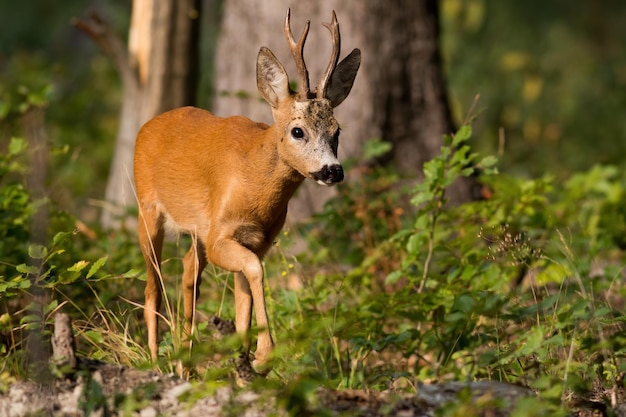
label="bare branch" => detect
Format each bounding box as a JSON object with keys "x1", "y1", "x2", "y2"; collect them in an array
[{"x1": 73, "y1": 12, "x2": 138, "y2": 88}]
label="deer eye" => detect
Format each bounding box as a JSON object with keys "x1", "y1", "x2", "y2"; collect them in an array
[{"x1": 291, "y1": 127, "x2": 304, "y2": 139}]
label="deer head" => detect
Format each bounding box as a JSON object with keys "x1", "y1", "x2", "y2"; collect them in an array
[{"x1": 256, "y1": 9, "x2": 361, "y2": 186}]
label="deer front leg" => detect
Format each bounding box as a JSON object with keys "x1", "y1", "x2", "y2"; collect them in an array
[{"x1": 206, "y1": 238, "x2": 274, "y2": 371}]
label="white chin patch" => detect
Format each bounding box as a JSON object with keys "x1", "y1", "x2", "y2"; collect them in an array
[{"x1": 316, "y1": 179, "x2": 331, "y2": 186}]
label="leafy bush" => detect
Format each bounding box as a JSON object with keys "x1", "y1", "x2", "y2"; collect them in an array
[
  {"x1": 0, "y1": 138, "x2": 34, "y2": 281},
  {"x1": 0, "y1": 136, "x2": 149, "y2": 372},
  {"x1": 283, "y1": 124, "x2": 626, "y2": 412}
]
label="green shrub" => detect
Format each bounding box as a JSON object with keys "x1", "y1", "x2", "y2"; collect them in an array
[
  {"x1": 0, "y1": 138, "x2": 33, "y2": 281},
  {"x1": 289, "y1": 123, "x2": 626, "y2": 411}
]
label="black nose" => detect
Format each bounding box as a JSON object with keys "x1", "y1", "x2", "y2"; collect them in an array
[
  {"x1": 312, "y1": 164, "x2": 344, "y2": 184},
  {"x1": 325, "y1": 164, "x2": 344, "y2": 183}
]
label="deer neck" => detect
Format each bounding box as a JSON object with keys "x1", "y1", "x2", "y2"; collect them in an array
[{"x1": 253, "y1": 125, "x2": 305, "y2": 211}]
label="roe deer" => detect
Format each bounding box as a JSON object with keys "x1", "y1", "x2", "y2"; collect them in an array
[{"x1": 134, "y1": 9, "x2": 360, "y2": 371}]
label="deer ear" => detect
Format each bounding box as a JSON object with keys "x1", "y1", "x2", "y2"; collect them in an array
[
  {"x1": 326, "y1": 48, "x2": 361, "y2": 108},
  {"x1": 257, "y1": 47, "x2": 291, "y2": 108}
]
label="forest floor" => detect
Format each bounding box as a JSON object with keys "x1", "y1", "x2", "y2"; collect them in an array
[
  {"x1": 0, "y1": 362, "x2": 543, "y2": 417},
  {"x1": 0, "y1": 314, "x2": 619, "y2": 417}
]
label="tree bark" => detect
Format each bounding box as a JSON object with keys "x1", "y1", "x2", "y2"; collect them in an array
[
  {"x1": 77, "y1": 0, "x2": 201, "y2": 228},
  {"x1": 212, "y1": 0, "x2": 478, "y2": 226},
  {"x1": 366, "y1": 0, "x2": 480, "y2": 204},
  {"x1": 23, "y1": 106, "x2": 52, "y2": 382}
]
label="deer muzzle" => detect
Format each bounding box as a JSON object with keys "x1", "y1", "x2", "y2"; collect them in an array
[{"x1": 312, "y1": 164, "x2": 344, "y2": 186}]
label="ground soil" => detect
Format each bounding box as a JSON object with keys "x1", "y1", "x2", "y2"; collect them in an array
[{"x1": 0, "y1": 314, "x2": 620, "y2": 416}]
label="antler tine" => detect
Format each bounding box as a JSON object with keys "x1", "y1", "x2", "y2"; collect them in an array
[
  {"x1": 317, "y1": 10, "x2": 341, "y2": 100},
  {"x1": 284, "y1": 8, "x2": 311, "y2": 100}
]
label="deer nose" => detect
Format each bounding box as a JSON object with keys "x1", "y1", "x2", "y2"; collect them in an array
[
  {"x1": 326, "y1": 164, "x2": 344, "y2": 183},
  {"x1": 312, "y1": 164, "x2": 344, "y2": 186}
]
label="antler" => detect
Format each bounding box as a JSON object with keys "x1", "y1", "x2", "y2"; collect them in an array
[
  {"x1": 317, "y1": 11, "x2": 341, "y2": 100},
  {"x1": 284, "y1": 9, "x2": 311, "y2": 101}
]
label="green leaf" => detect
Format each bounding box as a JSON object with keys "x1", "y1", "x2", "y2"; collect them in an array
[
  {"x1": 385, "y1": 270, "x2": 404, "y2": 285},
  {"x1": 58, "y1": 270, "x2": 81, "y2": 285},
  {"x1": 16, "y1": 264, "x2": 38, "y2": 275},
  {"x1": 410, "y1": 190, "x2": 434, "y2": 207},
  {"x1": 119, "y1": 268, "x2": 141, "y2": 279},
  {"x1": 68, "y1": 260, "x2": 89, "y2": 273},
  {"x1": 38, "y1": 265, "x2": 55, "y2": 281},
  {"x1": 8, "y1": 137, "x2": 26, "y2": 156},
  {"x1": 440, "y1": 145, "x2": 452, "y2": 159},
  {"x1": 450, "y1": 145, "x2": 470, "y2": 165},
  {"x1": 52, "y1": 231, "x2": 73, "y2": 246},
  {"x1": 452, "y1": 125, "x2": 472, "y2": 146},
  {"x1": 453, "y1": 294, "x2": 475, "y2": 313},
  {"x1": 20, "y1": 314, "x2": 41, "y2": 325},
  {"x1": 479, "y1": 155, "x2": 498, "y2": 168},
  {"x1": 460, "y1": 167, "x2": 475, "y2": 176},
  {"x1": 460, "y1": 264, "x2": 478, "y2": 281},
  {"x1": 518, "y1": 325, "x2": 545, "y2": 355},
  {"x1": 87, "y1": 256, "x2": 108, "y2": 279},
  {"x1": 43, "y1": 299, "x2": 59, "y2": 315},
  {"x1": 84, "y1": 330, "x2": 104, "y2": 344},
  {"x1": 28, "y1": 244, "x2": 47, "y2": 260},
  {"x1": 45, "y1": 249, "x2": 66, "y2": 262},
  {"x1": 445, "y1": 312, "x2": 467, "y2": 323},
  {"x1": 406, "y1": 234, "x2": 422, "y2": 255},
  {"x1": 17, "y1": 278, "x2": 31, "y2": 289},
  {"x1": 363, "y1": 138, "x2": 392, "y2": 160},
  {"x1": 423, "y1": 160, "x2": 439, "y2": 179}
]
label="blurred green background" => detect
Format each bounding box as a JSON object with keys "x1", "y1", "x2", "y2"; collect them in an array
[{"x1": 442, "y1": 0, "x2": 626, "y2": 178}]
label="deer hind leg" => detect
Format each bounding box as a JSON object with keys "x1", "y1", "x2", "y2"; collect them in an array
[
  {"x1": 138, "y1": 205, "x2": 165, "y2": 362},
  {"x1": 206, "y1": 238, "x2": 274, "y2": 371},
  {"x1": 181, "y1": 239, "x2": 208, "y2": 348}
]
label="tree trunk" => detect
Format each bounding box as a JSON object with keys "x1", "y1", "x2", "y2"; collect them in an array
[
  {"x1": 23, "y1": 106, "x2": 52, "y2": 382},
  {"x1": 212, "y1": 0, "x2": 477, "y2": 226},
  {"x1": 365, "y1": 0, "x2": 479, "y2": 204},
  {"x1": 77, "y1": 0, "x2": 201, "y2": 228}
]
